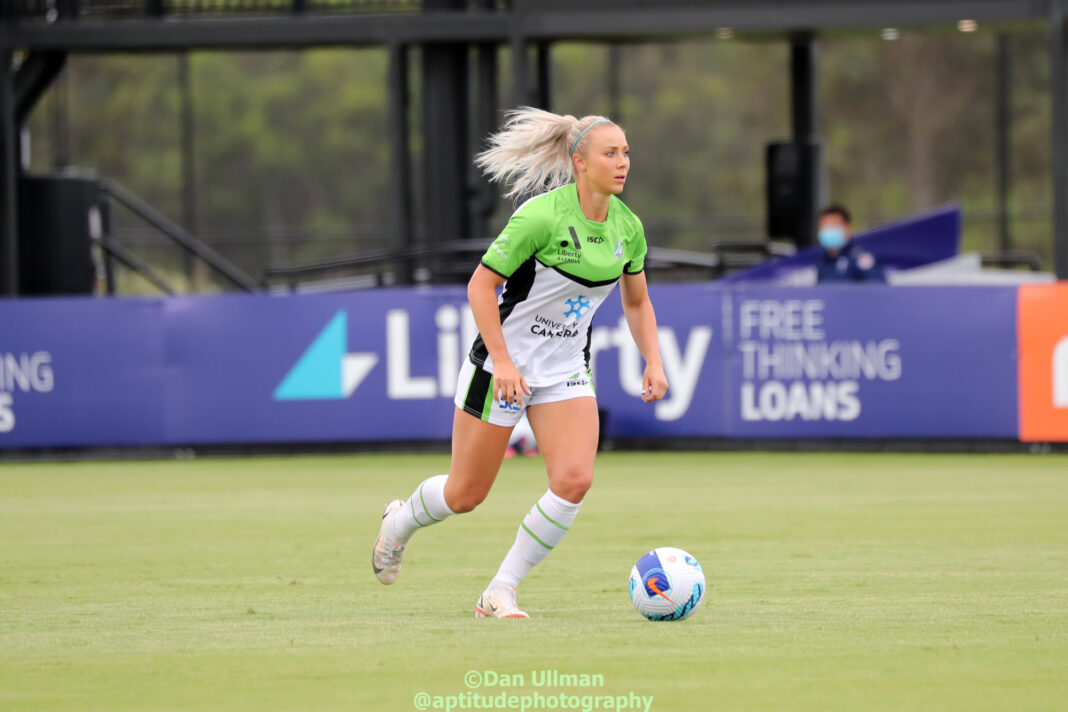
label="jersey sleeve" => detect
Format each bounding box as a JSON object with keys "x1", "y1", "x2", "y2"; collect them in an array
[
  {"x1": 624, "y1": 217, "x2": 648, "y2": 275},
  {"x1": 480, "y1": 204, "x2": 548, "y2": 278}
]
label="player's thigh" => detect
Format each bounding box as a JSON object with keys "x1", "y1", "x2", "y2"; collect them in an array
[
  {"x1": 444, "y1": 407, "x2": 514, "y2": 513},
  {"x1": 526, "y1": 396, "x2": 599, "y2": 503}
]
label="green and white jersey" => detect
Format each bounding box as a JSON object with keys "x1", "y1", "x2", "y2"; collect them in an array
[{"x1": 471, "y1": 183, "x2": 647, "y2": 387}]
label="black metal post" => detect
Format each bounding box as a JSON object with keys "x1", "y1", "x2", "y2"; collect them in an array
[
  {"x1": 790, "y1": 33, "x2": 819, "y2": 143},
  {"x1": 608, "y1": 42, "x2": 622, "y2": 124},
  {"x1": 179, "y1": 52, "x2": 196, "y2": 284},
  {"x1": 0, "y1": 51, "x2": 18, "y2": 296},
  {"x1": 511, "y1": 23, "x2": 528, "y2": 107},
  {"x1": 790, "y1": 31, "x2": 821, "y2": 248},
  {"x1": 1053, "y1": 2, "x2": 1068, "y2": 278},
  {"x1": 996, "y1": 34, "x2": 1012, "y2": 255},
  {"x1": 101, "y1": 192, "x2": 117, "y2": 295},
  {"x1": 389, "y1": 43, "x2": 414, "y2": 284},
  {"x1": 50, "y1": 65, "x2": 70, "y2": 169},
  {"x1": 476, "y1": 43, "x2": 499, "y2": 135},
  {"x1": 14, "y1": 52, "x2": 67, "y2": 126},
  {"x1": 473, "y1": 31, "x2": 499, "y2": 240},
  {"x1": 534, "y1": 41, "x2": 551, "y2": 110},
  {"x1": 421, "y1": 0, "x2": 469, "y2": 248}
]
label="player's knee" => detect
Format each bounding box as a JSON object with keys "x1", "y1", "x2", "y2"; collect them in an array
[
  {"x1": 445, "y1": 487, "x2": 488, "y2": 514},
  {"x1": 553, "y1": 468, "x2": 593, "y2": 503}
]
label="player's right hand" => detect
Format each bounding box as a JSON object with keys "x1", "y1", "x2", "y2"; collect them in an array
[{"x1": 491, "y1": 361, "x2": 531, "y2": 407}]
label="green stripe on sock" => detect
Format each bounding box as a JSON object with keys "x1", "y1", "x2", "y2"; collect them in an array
[
  {"x1": 520, "y1": 522, "x2": 554, "y2": 550},
  {"x1": 536, "y1": 502, "x2": 570, "y2": 531},
  {"x1": 418, "y1": 483, "x2": 442, "y2": 523},
  {"x1": 410, "y1": 497, "x2": 427, "y2": 527}
]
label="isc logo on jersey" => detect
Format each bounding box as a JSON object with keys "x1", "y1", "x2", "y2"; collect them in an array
[{"x1": 1018, "y1": 284, "x2": 1068, "y2": 441}]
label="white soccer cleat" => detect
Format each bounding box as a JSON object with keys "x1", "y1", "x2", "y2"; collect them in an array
[
  {"x1": 475, "y1": 586, "x2": 530, "y2": 619},
  {"x1": 372, "y1": 499, "x2": 406, "y2": 585}
]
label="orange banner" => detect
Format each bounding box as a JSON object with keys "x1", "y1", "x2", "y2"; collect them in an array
[{"x1": 1018, "y1": 283, "x2": 1068, "y2": 441}]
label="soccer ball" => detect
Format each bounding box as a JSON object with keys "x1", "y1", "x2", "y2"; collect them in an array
[{"x1": 628, "y1": 547, "x2": 706, "y2": 621}]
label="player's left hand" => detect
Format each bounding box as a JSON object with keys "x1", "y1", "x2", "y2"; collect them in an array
[{"x1": 640, "y1": 363, "x2": 668, "y2": 402}]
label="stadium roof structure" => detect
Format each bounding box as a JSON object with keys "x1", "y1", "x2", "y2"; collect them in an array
[
  {"x1": 0, "y1": 1, "x2": 1055, "y2": 49},
  {"x1": 2, "y1": 0, "x2": 1067, "y2": 295}
]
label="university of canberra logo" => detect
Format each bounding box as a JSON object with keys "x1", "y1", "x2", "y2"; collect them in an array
[{"x1": 274, "y1": 310, "x2": 377, "y2": 400}]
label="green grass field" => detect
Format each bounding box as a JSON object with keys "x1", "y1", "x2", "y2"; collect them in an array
[{"x1": 1, "y1": 452, "x2": 1066, "y2": 711}]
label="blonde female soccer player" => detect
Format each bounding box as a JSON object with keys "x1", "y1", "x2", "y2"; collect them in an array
[{"x1": 372, "y1": 107, "x2": 668, "y2": 618}]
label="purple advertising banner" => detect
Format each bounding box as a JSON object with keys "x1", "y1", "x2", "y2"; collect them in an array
[
  {"x1": 723, "y1": 286, "x2": 1018, "y2": 438},
  {"x1": 589, "y1": 284, "x2": 723, "y2": 437},
  {"x1": 162, "y1": 288, "x2": 469, "y2": 444},
  {"x1": 161, "y1": 285, "x2": 722, "y2": 443},
  {"x1": 0, "y1": 284, "x2": 1019, "y2": 449},
  {"x1": 0, "y1": 298, "x2": 167, "y2": 447}
]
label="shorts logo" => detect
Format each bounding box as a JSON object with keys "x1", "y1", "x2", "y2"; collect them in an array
[
  {"x1": 564, "y1": 295, "x2": 591, "y2": 321},
  {"x1": 566, "y1": 371, "x2": 589, "y2": 387}
]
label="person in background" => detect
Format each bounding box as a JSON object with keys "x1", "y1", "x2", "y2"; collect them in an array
[
  {"x1": 505, "y1": 413, "x2": 539, "y2": 458},
  {"x1": 815, "y1": 205, "x2": 885, "y2": 284}
]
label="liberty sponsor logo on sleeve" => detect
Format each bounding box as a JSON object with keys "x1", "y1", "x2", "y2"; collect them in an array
[{"x1": 492, "y1": 234, "x2": 510, "y2": 260}]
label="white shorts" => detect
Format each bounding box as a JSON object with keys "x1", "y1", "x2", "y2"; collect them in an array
[{"x1": 453, "y1": 359, "x2": 596, "y2": 427}]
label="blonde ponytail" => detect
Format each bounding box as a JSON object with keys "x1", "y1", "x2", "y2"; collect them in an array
[{"x1": 475, "y1": 107, "x2": 614, "y2": 201}]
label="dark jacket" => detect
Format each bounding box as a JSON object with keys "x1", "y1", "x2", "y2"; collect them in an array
[{"x1": 816, "y1": 241, "x2": 886, "y2": 284}]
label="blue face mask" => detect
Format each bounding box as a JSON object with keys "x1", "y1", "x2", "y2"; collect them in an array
[{"x1": 818, "y1": 225, "x2": 847, "y2": 250}]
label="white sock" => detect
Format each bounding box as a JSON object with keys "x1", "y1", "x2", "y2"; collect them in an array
[
  {"x1": 491, "y1": 489, "x2": 582, "y2": 588},
  {"x1": 391, "y1": 474, "x2": 455, "y2": 542}
]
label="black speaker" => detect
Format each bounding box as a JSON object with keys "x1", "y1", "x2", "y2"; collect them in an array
[
  {"x1": 766, "y1": 141, "x2": 821, "y2": 247},
  {"x1": 17, "y1": 175, "x2": 98, "y2": 296}
]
